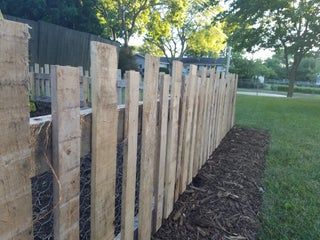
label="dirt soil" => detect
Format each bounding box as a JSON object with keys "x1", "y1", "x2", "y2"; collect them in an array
[{"x1": 153, "y1": 126, "x2": 270, "y2": 240}]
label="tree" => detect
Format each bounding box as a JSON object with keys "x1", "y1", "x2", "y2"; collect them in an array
[
  {"x1": 96, "y1": 0, "x2": 157, "y2": 47},
  {"x1": 0, "y1": 0, "x2": 103, "y2": 35},
  {"x1": 230, "y1": 52, "x2": 274, "y2": 80},
  {"x1": 221, "y1": 0, "x2": 320, "y2": 97},
  {"x1": 143, "y1": 0, "x2": 226, "y2": 66}
]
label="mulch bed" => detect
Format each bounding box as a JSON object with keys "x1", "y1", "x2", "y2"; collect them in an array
[{"x1": 153, "y1": 126, "x2": 270, "y2": 240}]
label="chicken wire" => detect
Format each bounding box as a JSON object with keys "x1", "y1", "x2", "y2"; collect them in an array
[{"x1": 31, "y1": 135, "x2": 142, "y2": 239}]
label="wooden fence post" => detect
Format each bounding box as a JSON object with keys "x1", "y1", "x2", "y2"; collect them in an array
[
  {"x1": 153, "y1": 73, "x2": 170, "y2": 231},
  {"x1": 90, "y1": 42, "x2": 118, "y2": 240},
  {"x1": 174, "y1": 75, "x2": 188, "y2": 201},
  {"x1": 194, "y1": 68, "x2": 207, "y2": 173},
  {"x1": 51, "y1": 65, "x2": 81, "y2": 239},
  {"x1": 121, "y1": 71, "x2": 140, "y2": 240},
  {"x1": 164, "y1": 61, "x2": 183, "y2": 215},
  {"x1": 138, "y1": 54, "x2": 159, "y2": 240},
  {"x1": 179, "y1": 65, "x2": 197, "y2": 194},
  {"x1": 188, "y1": 75, "x2": 201, "y2": 183},
  {"x1": 0, "y1": 19, "x2": 34, "y2": 240},
  {"x1": 232, "y1": 75, "x2": 238, "y2": 127},
  {"x1": 201, "y1": 75, "x2": 210, "y2": 167}
]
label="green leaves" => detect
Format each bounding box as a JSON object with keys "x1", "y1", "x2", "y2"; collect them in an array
[{"x1": 143, "y1": 0, "x2": 227, "y2": 61}]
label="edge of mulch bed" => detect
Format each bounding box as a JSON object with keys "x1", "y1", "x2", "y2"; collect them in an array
[{"x1": 153, "y1": 126, "x2": 270, "y2": 240}]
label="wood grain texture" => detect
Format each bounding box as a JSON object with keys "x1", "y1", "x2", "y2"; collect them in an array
[
  {"x1": 90, "y1": 42, "x2": 118, "y2": 240},
  {"x1": 174, "y1": 75, "x2": 188, "y2": 201},
  {"x1": 179, "y1": 65, "x2": 197, "y2": 194},
  {"x1": 188, "y1": 76, "x2": 200, "y2": 183},
  {"x1": 0, "y1": 20, "x2": 33, "y2": 240},
  {"x1": 164, "y1": 61, "x2": 183, "y2": 215},
  {"x1": 121, "y1": 71, "x2": 140, "y2": 240},
  {"x1": 138, "y1": 54, "x2": 159, "y2": 240},
  {"x1": 51, "y1": 65, "x2": 81, "y2": 240},
  {"x1": 194, "y1": 68, "x2": 206, "y2": 173},
  {"x1": 153, "y1": 74, "x2": 170, "y2": 231}
]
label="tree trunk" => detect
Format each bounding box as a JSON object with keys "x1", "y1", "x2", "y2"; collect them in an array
[
  {"x1": 287, "y1": 55, "x2": 302, "y2": 98},
  {"x1": 287, "y1": 76, "x2": 295, "y2": 97}
]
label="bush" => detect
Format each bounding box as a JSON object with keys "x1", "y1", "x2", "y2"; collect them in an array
[
  {"x1": 238, "y1": 79, "x2": 265, "y2": 89},
  {"x1": 270, "y1": 85, "x2": 320, "y2": 94}
]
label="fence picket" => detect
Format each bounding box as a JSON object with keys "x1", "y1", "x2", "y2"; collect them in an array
[
  {"x1": 51, "y1": 65, "x2": 81, "y2": 239},
  {"x1": 0, "y1": 19, "x2": 34, "y2": 240},
  {"x1": 90, "y1": 42, "x2": 118, "y2": 240},
  {"x1": 180, "y1": 65, "x2": 197, "y2": 194},
  {"x1": 138, "y1": 54, "x2": 159, "y2": 240},
  {"x1": 164, "y1": 61, "x2": 183, "y2": 216},
  {"x1": 121, "y1": 71, "x2": 140, "y2": 240},
  {"x1": 153, "y1": 73, "x2": 170, "y2": 231}
]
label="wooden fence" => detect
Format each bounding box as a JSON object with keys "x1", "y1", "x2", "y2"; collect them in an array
[
  {"x1": 0, "y1": 19, "x2": 238, "y2": 240},
  {"x1": 28, "y1": 65, "x2": 142, "y2": 105}
]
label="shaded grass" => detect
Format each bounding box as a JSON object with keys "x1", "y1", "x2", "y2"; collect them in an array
[{"x1": 235, "y1": 95, "x2": 320, "y2": 240}]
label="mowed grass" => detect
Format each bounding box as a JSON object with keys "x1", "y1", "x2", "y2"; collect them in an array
[{"x1": 235, "y1": 95, "x2": 320, "y2": 240}]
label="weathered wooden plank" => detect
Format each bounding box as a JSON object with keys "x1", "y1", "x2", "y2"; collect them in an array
[
  {"x1": 51, "y1": 65, "x2": 81, "y2": 240},
  {"x1": 90, "y1": 42, "x2": 118, "y2": 240},
  {"x1": 174, "y1": 74, "x2": 188, "y2": 201},
  {"x1": 188, "y1": 75, "x2": 201, "y2": 183},
  {"x1": 200, "y1": 75, "x2": 210, "y2": 167},
  {"x1": 179, "y1": 65, "x2": 197, "y2": 194},
  {"x1": 163, "y1": 61, "x2": 183, "y2": 215},
  {"x1": 153, "y1": 73, "x2": 170, "y2": 231},
  {"x1": 209, "y1": 71, "x2": 218, "y2": 153},
  {"x1": 44, "y1": 64, "x2": 50, "y2": 97},
  {"x1": 138, "y1": 54, "x2": 159, "y2": 240},
  {"x1": 194, "y1": 68, "x2": 206, "y2": 173},
  {"x1": 121, "y1": 71, "x2": 140, "y2": 240},
  {"x1": 0, "y1": 19, "x2": 33, "y2": 240},
  {"x1": 207, "y1": 71, "x2": 216, "y2": 157},
  {"x1": 232, "y1": 75, "x2": 238, "y2": 127},
  {"x1": 34, "y1": 63, "x2": 40, "y2": 97}
]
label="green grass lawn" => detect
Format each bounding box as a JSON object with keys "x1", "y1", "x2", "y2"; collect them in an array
[{"x1": 235, "y1": 95, "x2": 320, "y2": 240}]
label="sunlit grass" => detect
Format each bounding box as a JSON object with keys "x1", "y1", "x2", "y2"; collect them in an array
[{"x1": 235, "y1": 95, "x2": 320, "y2": 240}]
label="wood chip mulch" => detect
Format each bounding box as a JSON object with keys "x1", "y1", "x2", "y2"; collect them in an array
[{"x1": 152, "y1": 126, "x2": 270, "y2": 240}]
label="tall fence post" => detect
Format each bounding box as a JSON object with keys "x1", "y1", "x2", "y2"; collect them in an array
[
  {"x1": 164, "y1": 61, "x2": 183, "y2": 216},
  {"x1": 51, "y1": 65, "x2": 81, "y2": 239},
  {"x1": 0, "y1": 19, "x2": 34, "y2": 240},
  {"x1": 121, "y1": 71, "x2": 140, "y2": 240},
  {"x1": 138, "y1": 54, "x2": 159, "y2": 240},
  {"x1": 153, "y1": 73, "x2": 170, "y2": 231},
  {"x1": 194, "y1": 68, "x2": 207, "y2": 172},
  {"x1": 188, "y1": 74, "x2": 201, "y2": 183},
  {"x1": 180, "y1": 65, "x2": 197, "y2": 194},
  {"x1": 90, "y1": 42, "x2": 118, "y2": 240}
]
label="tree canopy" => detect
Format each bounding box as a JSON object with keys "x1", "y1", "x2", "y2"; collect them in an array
[
  {"x1": 0, "y1": 0, "x2": 103, "y2": 35},
  {"x1": 96, "y1": 0, "x2": 158, "y2": 46},
  {"x1": 143, "y1": 0, "x2": 227, "y2": 64},
  {"x1": 221, "y1": 0, "x2": 320, "y2": 96}
]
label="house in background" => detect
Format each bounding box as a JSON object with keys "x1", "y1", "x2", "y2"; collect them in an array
[{"x1": 134, "y1": 54, "x2": 226, "y2": 74}]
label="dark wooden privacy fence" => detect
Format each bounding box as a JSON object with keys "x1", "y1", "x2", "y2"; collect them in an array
[
  {"x1": 5, "y1": 15, "x2": 118, "y2": 72},
  {"x1": 0, "y1": 20, "x2": 238, "y2": 240}
]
